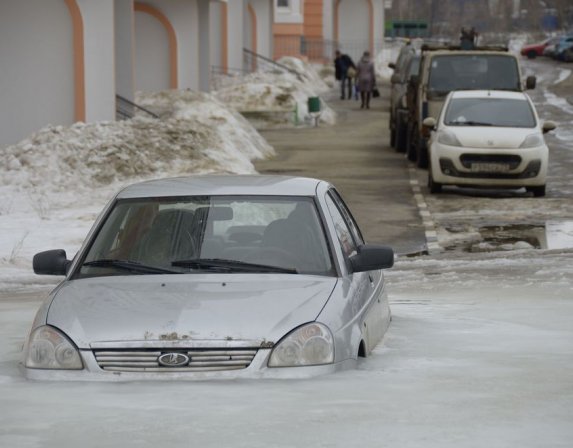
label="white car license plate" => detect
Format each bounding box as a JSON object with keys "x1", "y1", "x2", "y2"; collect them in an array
[{"x1": 471, "y1": 163, "x2": 510, "y2": 173}]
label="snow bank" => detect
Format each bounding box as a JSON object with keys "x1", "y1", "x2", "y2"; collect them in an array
[
  {"x1": 1, "y1": 91, "x2": 273, "y2": 195},
  {"x1": 375, "y1": 41, "x2": 403, "y2": 81},
  {"x1": 214, "y1": 57, "x2": 336, "y2": 129}
]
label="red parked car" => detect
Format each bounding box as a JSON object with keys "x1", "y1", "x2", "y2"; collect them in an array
[{"x1": 521, "y1": 37, "x2": 561, "y2": 59}]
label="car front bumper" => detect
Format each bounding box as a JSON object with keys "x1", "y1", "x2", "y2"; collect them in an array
[
  {"x1": 430, "y1": 142, "x2": 548, "y2": 187},
  {"x1": 21, "y1": 348, "x2": 355, "y2": 381}
]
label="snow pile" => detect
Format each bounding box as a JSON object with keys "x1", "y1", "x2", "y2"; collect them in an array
[
  {"x1": 314, "y1": 63, "x2": 336, "y2": 89},
  {"x1": 1, "y1": 91, "x2": 273, "y2": 194},
  {"x1": 214, "y1": 57, "x2": 336, "y2": 129},
  {"x1": 276, "y1": 56, "x2": 331, "y2": 93},
  {"x1": 375, "y1": 40, "x2": 404, "y2": 80}
]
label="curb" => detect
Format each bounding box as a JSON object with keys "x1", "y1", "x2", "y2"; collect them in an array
[{"x1": 408, "y1": 167, "x2": 443, "y2": 255}]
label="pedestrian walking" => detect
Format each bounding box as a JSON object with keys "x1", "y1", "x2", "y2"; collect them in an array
[
  {"x1": 356, "y1": 51, "x2": 376, "y2": 109},
  {"x1": 334, "y1": 50, "x2": 356, "y2": 100}
]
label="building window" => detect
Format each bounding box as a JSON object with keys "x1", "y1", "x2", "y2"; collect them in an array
[{"x1": 277, "y1": 0, "x2": 290, "y2": 8}]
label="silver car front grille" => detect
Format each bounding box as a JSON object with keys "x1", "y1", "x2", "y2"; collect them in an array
[{"x1": 93, "y1": 348, "x2": 258, "y2": 372}]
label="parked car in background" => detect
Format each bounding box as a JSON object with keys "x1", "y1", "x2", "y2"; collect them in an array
[
  {"x1": 405, "y1": 45, "x2": 536, "y2": 168},
  {"x1": 423, "y1": 90, "x2": 555, "y2": 197},
  {"x1": 389, "y1": 50, "x2": 420, "y2": 151},
  {"x1": 23, "y1": 175, "x2": 394, "y2": 380},
  {"x1": 555, "y1": 37, "x2": 573, "y2": 60},
  {"x1": 548, "y1": 35, "x2": 573, "y2": 59},
  {"x1": 520, "y1": 37, "x2": 561, "y2": 59}
]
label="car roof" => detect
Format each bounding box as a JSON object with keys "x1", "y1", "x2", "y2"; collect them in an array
[
  {"x1": 449, "y1": 90, "x2": 529, "y2": 100},
  {"x1": 116, "y1": 175, "x2": 326, "y2": 199},
  {"x1": 426, "y1": 50, "x2": 513, "y2": 57}
]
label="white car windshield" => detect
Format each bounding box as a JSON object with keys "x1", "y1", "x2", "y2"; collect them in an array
[
  {"x1": 78, "y1": 196, "x2": 335, "y2": 277},
  {"x1": 444, "y1": 98, "x2": 537, "y2": 128}
]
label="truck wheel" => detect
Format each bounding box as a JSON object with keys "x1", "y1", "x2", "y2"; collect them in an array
[
  {"x1": 395, "y1": 118, "x2": 407, "y2": 153},
  {"x1": 417, "y1": 138, "x2": 429, "y2": 169},
  {"x1": 527, "y1": 50, "x2": 537, "y2": 59},
  {"x1": 390, "y1": 126, "x2": 396, "y2": 148},
  {"x1": 527, "y1": 185, "x2": 546, "y2": 197},
  {"x1": 406, "y1": 124, "x2": 417, "y2": 162}
]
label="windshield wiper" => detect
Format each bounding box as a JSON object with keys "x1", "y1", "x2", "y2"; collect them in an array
[
  {"x1": 171, "y1": 258, "x2": 297, "y2": 274},
  {"x1": 447, "y1": 120, "x2": 494, "y2": 126},
  {"x1": 83, "y1": 259, "x2": 181, "y2": 275}
]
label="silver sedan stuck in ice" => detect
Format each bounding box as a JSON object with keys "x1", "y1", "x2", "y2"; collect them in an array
[{"x1": 23, "y1": 176, "x2": 394, "y2": 380}]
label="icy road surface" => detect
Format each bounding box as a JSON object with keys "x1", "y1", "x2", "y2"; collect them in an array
[{"x1": 1, "y1": 252, "x2": 572, "y2": 447}]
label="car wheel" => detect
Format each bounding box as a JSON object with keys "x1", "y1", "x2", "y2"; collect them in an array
[
  {"x1": 527, "y1": 185, "x2": 546, "y2": 197},
  {"x1": 395, "y1": 117, "x2": 407, "y2": 153},
  {"x1": 527, "y1": 50, "x2": 537, "y2": 59},
  {"x1": 428, "y1": 164, "x2": 442, "y2": 194}
]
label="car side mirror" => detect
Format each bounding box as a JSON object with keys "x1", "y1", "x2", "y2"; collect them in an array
[
  {"x1": 391, "y1": 73, "x2": 401, "y2": 84},
  {"x1": 349, "y1": 245, "x2": 394, "y2": 273},
  {"x1": 526, "y1": 75, "x2": 536, "y2": 90},
  {"x1": 542, "y1": 120, "x2": 556, "y2": 134},
  {"x1": 33, "y1": 249, "x2": 71, "y2": 276},
  {"x1": 388, "y1": 62, "x2": 396, "y2": 70},
  {"x1": 422, "y1": 117, "x2": 437, "y2": 130}
]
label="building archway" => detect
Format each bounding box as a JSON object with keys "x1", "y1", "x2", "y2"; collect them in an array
[
  {"x1": 0, "y1": 0, "x2": 79, "y2": 145},
  {"x1": 334, "y1": 0, "x2": 373, "y2": 61},
  {"x1": 134, "y1": 3, "x2": 178, "y2": 90}
]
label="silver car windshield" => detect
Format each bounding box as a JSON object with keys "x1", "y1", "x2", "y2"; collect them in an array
[
  {"x1": 444, "y1": 98, "x2": 537, "y2": 128},
  {"x1": 78, "y1": 196, "x2": 335, "y2": 277}
]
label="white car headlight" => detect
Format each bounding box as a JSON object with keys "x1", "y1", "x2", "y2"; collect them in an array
[
  {"x1": 520, "y1": 133, "x2": 544, "y2": 148},
  {"x1": 437, "y1": 130, "x2": 463, "y2": 147},
  {"x1": 25, "y1": 325, "x2": 83, "y2": 370},
  {"x1": 268, "y1": 323, "x2": 334, "y2": 367}
]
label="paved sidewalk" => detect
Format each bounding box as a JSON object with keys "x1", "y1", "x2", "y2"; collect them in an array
[{"x1": 256, "y1": 89, "x2": 426, "y2": 255}]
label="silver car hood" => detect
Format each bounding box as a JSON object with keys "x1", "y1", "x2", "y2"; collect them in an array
[{"x1": 46, "y1": 274, "x2": 337, "y2": 349}]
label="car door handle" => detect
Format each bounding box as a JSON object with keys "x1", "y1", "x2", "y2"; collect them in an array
[{"x1": 368, "y1": 274, "x2": 374, "y2": 284}]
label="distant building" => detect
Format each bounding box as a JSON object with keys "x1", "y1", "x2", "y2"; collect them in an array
[
  {"x1": 0, "y1": 0, "x2": 273, "y2": 147},
  {"x1": 273, "y1": 0, "x2": 386, "y2": 63}
]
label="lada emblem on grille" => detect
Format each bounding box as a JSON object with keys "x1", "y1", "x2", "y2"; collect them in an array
[{"x1": 158, "y1": 353, "x2": 190, "y2": 367}]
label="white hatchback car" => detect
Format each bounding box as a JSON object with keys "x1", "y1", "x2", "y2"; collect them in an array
[
  {"x1": 23, "y1": 176, "x2": 394, "y2": 380},
  {"x1": 423, "y1": 90, "x2": 556, "y2": 196}
]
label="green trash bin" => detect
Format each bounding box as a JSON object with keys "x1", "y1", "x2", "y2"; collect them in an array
[{"x1": 308, "y1": 97, "x2": 321, "y2": 113}]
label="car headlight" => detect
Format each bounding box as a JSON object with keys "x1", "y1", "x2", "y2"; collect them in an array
[
  {"x1": 25, "y1": 325, "x2": 83, "y2": 370},
  {"x1": 268, "y1": 323, "x2": 334, "y2": 367},
  {"x1": 520, "y1": 133, "x2": 544, "y2": 148},
  {"x1": 437, "y1": 130, "x2": 462, "y2": 146}
]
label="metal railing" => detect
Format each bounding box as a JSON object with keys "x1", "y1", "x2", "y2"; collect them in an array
[
  {"x1": 115, "y1": 94, "x2": 159, "y2": 120},
  {"x1": 242, "y1": 48, "x2": 302, "y2": 79},
  {"x1": 274, "y1": 36, "x2": 339, "y2": 62}
]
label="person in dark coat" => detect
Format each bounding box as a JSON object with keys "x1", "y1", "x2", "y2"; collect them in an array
[
  {"x1": 334, "y1": 50, "x2": 356, "y2": 100},
  {"x1": 356, "y1": 51, "x2": 376, "y2": 109}
]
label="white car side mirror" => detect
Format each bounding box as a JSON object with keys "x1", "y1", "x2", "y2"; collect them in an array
[
  {"x1": 422, "y1": 117, "x2": 437, "y2": 130},
  {"x1": 542, "y1": 121, "x2": 556, "y2": 134}
]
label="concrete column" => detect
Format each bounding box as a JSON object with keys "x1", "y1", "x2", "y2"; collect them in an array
[
  {"x1": 249, "y1": 0, "x2": 273, "y2": 59},
  {"x1": 372, "y1": 0, "x2": 385, "y2": 57},
  {"x1": 323, "y1": 0, "x2": 334, "y2": 42},
  {"x1": 227, "y1": 0, "x2": 245, "y2": 70},
  {"x1": 77, "y1": 0, "x2": 116, "y2": 122},
  {"x1": 114, "y1": 0, "x2": 135, "y2": 101},
  {"x1": 198, "y1": 0, "x2": 211, "y2": 92}
]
